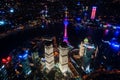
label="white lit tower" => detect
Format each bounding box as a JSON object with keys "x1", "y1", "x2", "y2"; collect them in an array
[
  {"x1": 59, "y1": 42, "x2": 69, "y2": 73},
  {"x1": 45, "y1": 42, "x2": 54, "y2": 70}
]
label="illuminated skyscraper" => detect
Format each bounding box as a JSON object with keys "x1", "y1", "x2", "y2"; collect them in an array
[
  {"x1": 91, "y1": 6, "x2": 97, "y2": 20},
  {"x1": 59, "y1": 43, "x2": 69, "y2": 73},
  {"x1": 0, "y1": 65, "x2": 8, "y2": 80},
  {"x1": 18, "y1": 50, "x2": 31, "y2": 75},
  {"x1": 45, "y1": 43, "x2": 54, "y2": 70},
  {"x1": 79, "y1": 38, "x2": 95, "y2": 73}
]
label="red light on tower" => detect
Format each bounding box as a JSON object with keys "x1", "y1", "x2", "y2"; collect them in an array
[{"x1": 91, "y1": 6, "x2": 97, "y2": 20}]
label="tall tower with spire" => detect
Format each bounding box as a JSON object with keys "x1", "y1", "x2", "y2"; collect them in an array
[{"x1": 63, "y1": 9, "x2": 69, "y2": 43}]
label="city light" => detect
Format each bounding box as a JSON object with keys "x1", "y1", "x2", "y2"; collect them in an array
[
  {"x1": 102, "y1": 39, "x2": 120, "y2": 51},
  {"x1": 64, "y1": 18, "x2": 69, "y2": 26},
  {"x1": 10, "y1": 8, "x2": 14, "y2": 13},
  {"x1": 27, "y1": 70, "x2": 31, "y2": 75},
  {"x1": 2, "y1": 56, "x2": 11, "y2": 64},
  {"x1": 7, "y1": 56, "x2": 11, "y2": 61},
  {"x1": 0, "y1": 21, "x2": 5, "y2": 25},
  {"x1": 0, "y1": 65, "x2": 5, "y2": 71},
  {"x1": 84, "y1": 44, "x2": 95, "y2": 49},
  {"x1": 19, "y1": 53, "x2": 28, "y2": 59},
  {"x1": 18, "y1": 49, "x2": 29, "y2": 59},
  {"x1": 19, "y1": 55, "x2": 22, "y2": 58},
  {"x1": 77, "y1": 2, "x2": 80, "y2": 6},
  {"x1": 84, "y1": 12, "x2": 88, "y2": 16},
  {"x1": 104, "y1": 29, "x2": 109, "y2": 35},
  {"x1": 23, "y1": 53, "x2": 28, "y2": 58},
  {"x1": 114, "y1": 30, "x2": 119, "y2": 37},
  {"x1": 2, "y1": 58, "x2": 7, "y2": 63},
  {"x1": 110, "y1": 42, "x2": 120, "y2": 51},
  {"x1": 25, "y1": 49, "x2": 29, "y2": 53},
  {"x1": 76, "y1": 17, "x2": 81, "y2": 21}
]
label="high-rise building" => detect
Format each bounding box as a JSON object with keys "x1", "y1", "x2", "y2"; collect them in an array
[
  {"x1": 18, "y1": 50, "x2": 31, "y2": 76},
  {"x1": 32, "y1": 51, "x2": 39, "y2": 61},
  {"x1": 45, "y1": 43, "x2": 54, "y2": 70},
  {"x1": 59, "y1": 44, "x2": 69, "y2": 73},
  {"x1": 79, "y1": 38, "x2": 95, "y2": 73},
  {"x1": 91, "y1": 6, "x2": 97, "y2": 20},
  {"x1": 0, "y1": 65, "x2": 8, "y2": 80}
]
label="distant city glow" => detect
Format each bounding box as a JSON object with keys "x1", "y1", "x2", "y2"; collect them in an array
[
  {"x1": 114, "y1": 30, "x2": 119, "y2": 37},
  {"x1": 107, "y1": 24, "x2": 112, "y2": 27},
  {"x1": 102, "y1": 39, "x2": 120, "y2": 51},
  {"x1": 91, "y1": 6, "x2": 97, "y2": 19},
  {"x1": 84, "y1": 13, "x2": 88, "y2": 16},
  {"x1": 25, "y1": 49, "x2": 29, "y2": 53},
  {"x1": 10, "y1": 8, "x2": 14, "y2": 13},
  {"x1": 64, "y1": 7, "x2": 68, "y2": 11},
  {"x1": 0, "y1": 11, "x2": 5, "y2": 14},
  {"x1": 77, "y1": 2, "x2": 80, "y2": 6},
  {"x1": 76, "y1": 17, "x2": 81, "y2": 21},
  {"x1": 110, "y1": 42, "x2": 120, "y2": 51},
  {"x1": 0, "y1": 21, "x2": 5, "y2": 25},
  {"x1": 104, "y1": 29, "x2": 109, "y2": 35},
  {"x1": 41, "y1": 25, "x2": 45, "y2": 28}
]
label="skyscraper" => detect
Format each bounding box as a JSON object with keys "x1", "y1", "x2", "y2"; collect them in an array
[
  {"x1": 59, "y1": 43, "x2": 69, "y2": 73},
  {"x1": 79, "y1": 38, "x2": 95, "y2": 73},
  {"x1": 45, "y1": 43, "x2": 54, "y2": 70},
  {"x1": 0, "y1": 65, "x2": 8, "y2": 80}
]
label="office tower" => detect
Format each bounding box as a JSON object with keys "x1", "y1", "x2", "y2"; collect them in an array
[
  {"x1": 59, "y1": 43, "x2": 69, "y2": 73},
  {"x1": 45, "y1": 43, "x2": 54, "y2": 70},
  {"x1": 79, "y1": 38, "x2": 95, "y2": 73}
]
